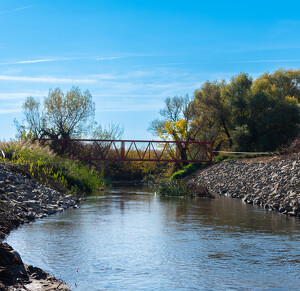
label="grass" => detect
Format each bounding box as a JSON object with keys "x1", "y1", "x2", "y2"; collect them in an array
[
  {"x1": 153, "y1": 179, "x2": 192, "y2": 197},
  {"x1": 171, "y1": 152, "x2": 275, "y2": 180},
  {"x1": 0, "y1": 140, "x2": 106, "y2": 195},
  {"x1": 171, "y1": 162, "x2": 208, "y2": 180}
]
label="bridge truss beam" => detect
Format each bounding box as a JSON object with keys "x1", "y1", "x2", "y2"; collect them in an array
[{"x1": 36, "y1": 139, "x2": 213, "y2": 163}]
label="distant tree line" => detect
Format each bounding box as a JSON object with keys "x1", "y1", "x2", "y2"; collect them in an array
[
  {"x1": 149, "y1": 69, "x2": 300, "y2": 156},
  {"x1": 16, "y1": 69, "x2": 300, "y2": 159}
]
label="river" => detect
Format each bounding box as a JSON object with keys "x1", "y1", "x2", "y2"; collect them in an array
[{"x1": 6, "y1": 187, "x2": 300, "y2": 290}]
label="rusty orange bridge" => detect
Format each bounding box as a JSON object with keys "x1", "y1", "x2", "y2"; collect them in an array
[{"x1": 36, "y1": 139, "x2": 213, "y2": 163}]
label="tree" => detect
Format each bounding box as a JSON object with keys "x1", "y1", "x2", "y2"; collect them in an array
[
  {"x1": 192, "y1": 80, "x2": 232, "y2": 149},
  {"x1": 222, "y1": 73, "x2": 253, "y2": 127},
  {"x1": 191, "y1": 70, "x2": 300, "y2": 152},
  {"x1": 149, "y1": 95, "x2": 196, "y2": 162},
  {"x1": 240, "y1": 91, "x2": 300, "y2": 151},
  {"x1": 15, "y1": 96, "x2": 45, "y2": 139},
  {"x1": 19, "y1": 87, "x2": 95, "y2": 139},
  {"x1": 93, "y1": 123, "x2": 124, "y2": 140},
  {"x1": 230, "y1": 71, "x2": 300, "y2": 151},
  {"x1": 259, "y1": 69, "x2": 300, "y2": 101}
]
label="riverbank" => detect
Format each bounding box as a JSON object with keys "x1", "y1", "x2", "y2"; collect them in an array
[
  {"x1": 0, "y1": 162, "x2": 81, "y2": 290},
  {"x1": 184, "y1": 156, "x2": 300, "y2": 217}
]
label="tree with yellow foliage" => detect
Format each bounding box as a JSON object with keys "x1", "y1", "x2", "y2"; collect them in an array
[{"x1": 149, "y1": 95, "x2": 198, "y2": 162}]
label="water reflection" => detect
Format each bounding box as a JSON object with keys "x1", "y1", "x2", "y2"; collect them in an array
[
  {"x1": 160, "y1": 194, "x2": 300, "y2": 235},
  {"x1": 6, "y1": 187, "x2": 300, "y2": 290}
]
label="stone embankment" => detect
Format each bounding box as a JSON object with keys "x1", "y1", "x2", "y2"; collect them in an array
[
  {"x1": 0, "y1": 163, "x2": 83, "y2": 290},
  {"x1": 185, "y1": 158, "x2": 300, "y2": 217},
  {"x1": 0, "y1": 164, "x2": 81, "y2": 230}
]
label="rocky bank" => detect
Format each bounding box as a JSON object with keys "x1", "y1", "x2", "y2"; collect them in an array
[
  {"x1": 185, "y1": 157, "x2": 300, "y2": 217},
  {"x1": 0, "y1": 162, "x2": 82, "y2": 290}
]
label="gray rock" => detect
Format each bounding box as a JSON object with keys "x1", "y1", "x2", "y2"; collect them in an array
[
  {"x1": 10, "y1": 250, "x2": 23, "y2": 264},
  {"x1": 185, "y1": 158, "x2": 300, "y2": 218},
  {"x1": 26, "y1": 212, "x2": 36, "y2": 220}
]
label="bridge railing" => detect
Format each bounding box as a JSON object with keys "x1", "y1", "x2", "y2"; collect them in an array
[{"x1": 35, "y1": 139, "x2": 213, "y2": 163}]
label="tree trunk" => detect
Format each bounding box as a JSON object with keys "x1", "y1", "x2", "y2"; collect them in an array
[
  {"x1": 177, "y1": 143, "x2": 188, "y2": 166},
  {"x1": 221, "y1": 119, "x2": 233, "y2": 147}
]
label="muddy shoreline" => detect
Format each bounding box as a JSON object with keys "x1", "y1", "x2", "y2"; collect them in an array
[{"x1": 0, "y1": 163, "x2": 82, "y2": 290}]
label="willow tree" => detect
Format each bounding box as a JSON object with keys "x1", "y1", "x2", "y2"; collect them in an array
[
  {"x1": 192, "y1": 80, "x2": 232, "y2": 150},
  {"x1": 191, "y1": 70, "x2": 300, "y2": 152},
  {"x1": 18, "y1": 86, "x2": 95, "y2": 139},
  {"x1": 254, "y1": 69, "x2": 300, "y2": 101}
]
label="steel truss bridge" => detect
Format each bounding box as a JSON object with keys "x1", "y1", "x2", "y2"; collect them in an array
[{"x1": 36, "y1": 139, "x2": 213, "y2": 163}]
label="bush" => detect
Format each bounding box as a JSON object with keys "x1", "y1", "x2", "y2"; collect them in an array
[{"x1": 154, "y1": 179, "x2": 214, "y2": 198}]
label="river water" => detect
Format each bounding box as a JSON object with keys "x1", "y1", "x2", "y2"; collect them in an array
[{"x1": 6, "y1": 187, "x2": 300, "y2": 290}]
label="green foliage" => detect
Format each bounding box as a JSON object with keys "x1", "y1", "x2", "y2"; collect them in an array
[
  {"x1": 171, "y1": 163, "x2": 207, "y2": 180},
  {"x1": 0, "y1": 141, "x2": 105, "y2": 195},
  {"x1": 16, "y1": 86, "x2": 95, "y2": 140},
  {"x1": 212, "y1": 155, "x2": 236, "y2": 162},
  {"x1": 154, "y1": 180, "x2": 192, "y2": 197},
  {"x1": 233, "y1": 90, "x2": 300, "y2": 151},
  {"x1": 223, "y1": 73, "x2": 253, "y2": 127},
  {"x1": 191, "y1": 69, "x2": 300, "y2": 152},
  {"x1": 231, "y1": 125, "x2": 253, "y2": 151}
]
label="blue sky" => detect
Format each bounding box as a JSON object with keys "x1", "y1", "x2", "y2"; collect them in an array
[{"x1": 1, "y1": 0, "x2": 300, "y2": 140}]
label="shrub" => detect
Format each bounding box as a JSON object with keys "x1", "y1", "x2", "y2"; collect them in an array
[{"x1": 154, "y1": 180, "x2": 192, "y2": 197}]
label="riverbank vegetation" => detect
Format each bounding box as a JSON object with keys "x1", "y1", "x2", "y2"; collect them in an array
[
  {"x1": 154, "y1": 180, "x2": 192, "y2": 197},
  {"x1": 0, "y1": 140, "x2": 106, "y2": 195},
  {"x1": 12, "y1": 86, "x2": 170, "y2": 183},
  {"x1": 151, "y1": 68, "x2": 300, "y2": 196},
  {"x1": 6, "y1": 68, "x2": 300, "y2": 189},
  {"x1": 154, "y1": 179, "x2": 214, "y2": 198},
  {"x1": 171, "y1": 162, "x2": 208, "y2": 180},
  {"x1": 150, "y1": 69, "x2": 300, "y2": 155}
]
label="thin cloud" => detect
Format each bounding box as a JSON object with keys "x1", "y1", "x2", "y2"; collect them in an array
[
  {"x1": 0, "y1": 58, "x2": 66, "y2": 65},
  {"x1": 227, "y1": 59, "x2": 300, "y2": 64},
  {"x1": 0, "y1": 75, "x2": 97, "y2": 84},
  {"x1": 93, "y1": 93, "x2": 160, "y2": 98},
  {"x1": 0, "y1": 92, "x2": 45, "y2": 100},
  {"x1": 17, "y1": 59, "x2": 58, "y2": 64},
  {"x1": 136, "y1": 62, "x2": 196, "y2": 67},
  {"x1": 94, "y1": 56, "x2": 124, "y2": 61},
  {"x1": 0, "y1": 55, "x2": 135, "y2": 66},
  {"x1": 0, "y1": 108, "x2": 22, "y2": 114},
  {"x1": 96, "y1": 106, "x2": 159, "y2": 112},
  {"x1": 89, "y1": 74, "x2": 118, "y2": 80},
  {"x1": 137, "y1": 59, "x2": 300, "y2": 67},
  {"x1": 89, "y1": 71, "x2": 155, "y2": 81},
  {"x1": 0, "y1": 6, "x2": 33, "y2": 15}
]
